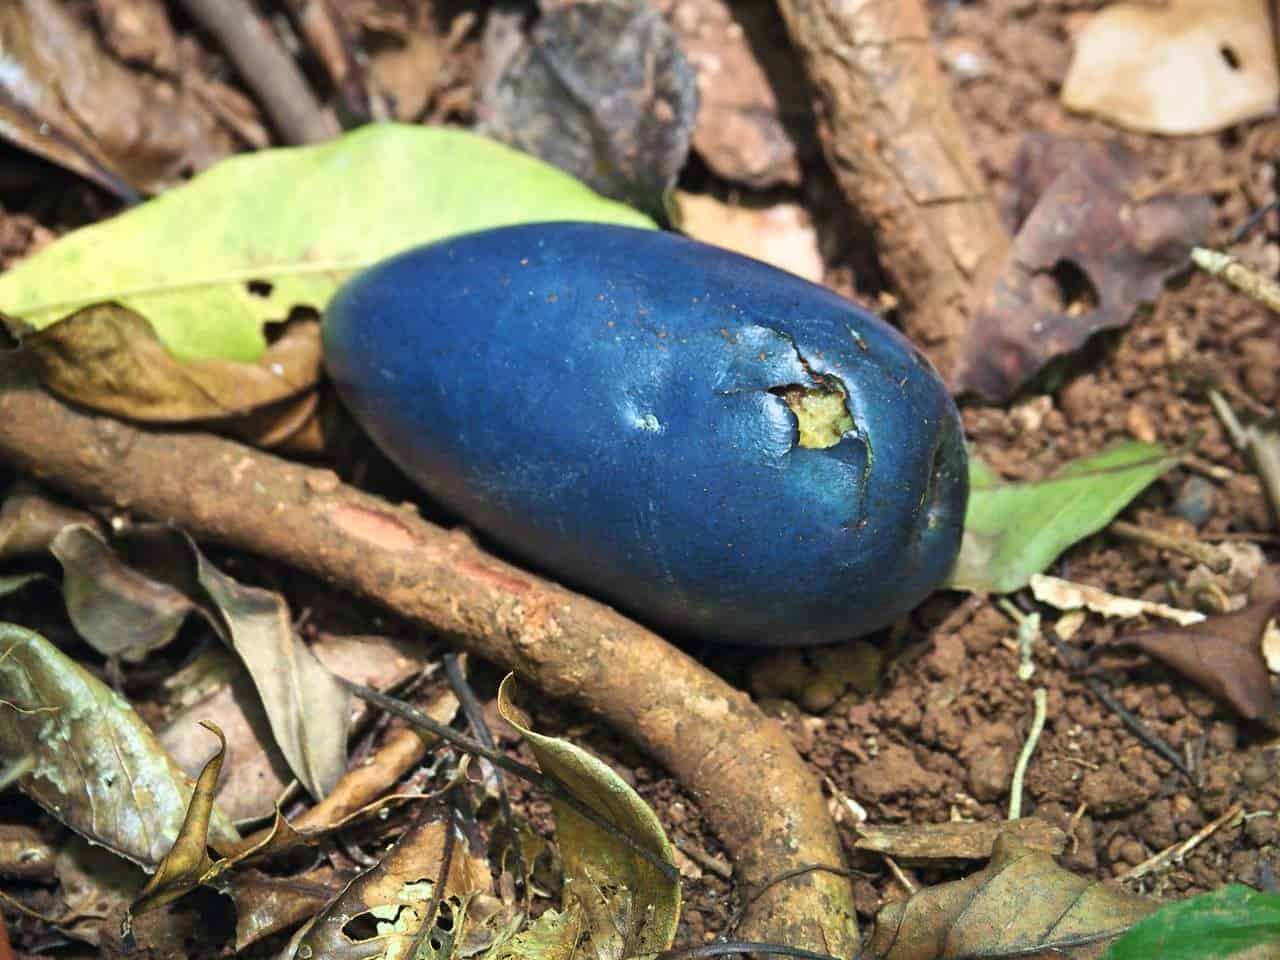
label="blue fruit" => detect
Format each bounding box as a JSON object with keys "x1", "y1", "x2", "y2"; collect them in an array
[{"x1": 324, "y1": 222, "x2": 967, "y2": 645}]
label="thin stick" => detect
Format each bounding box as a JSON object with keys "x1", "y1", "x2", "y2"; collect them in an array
[
  {"x1": 1118, "y1": 802, "x2": 1244, "y2": 882},
  {"x1": 1193, "y1": 247, "x2": 1280, "y2": 314},
  {"x1": 1007, "y1": 688, "x2": 1047, "y2": 820},
  {"x1": 175, "y1": 0, "x2": 337, "y2": 144},
  {"x1": 1109, "y1": 520, "x2": 1232, "y2": 572},
  {"x1": 881, "y1": 853, "x2": 917, "y2": 896}
]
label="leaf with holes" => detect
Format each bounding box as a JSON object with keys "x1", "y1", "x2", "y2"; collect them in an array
[
  {"x1": 947, "y1": 443, "x2": 1178, "y2": 594},
  {"x1": 496, "y1": 674, "x2": 680, "y2": 958},
  {"x1": 286, "y1": 813, "x2": 492, "y2": 959},
  {"x1": 0, "y1": 123, "x2": 654, "y2": 363},
  {"x1": 954, "y1": 135, "x2": 1211, "y2": 401}
]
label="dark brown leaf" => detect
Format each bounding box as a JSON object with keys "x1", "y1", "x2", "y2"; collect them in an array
[
  {"x1": 481, "y1": 0, "x2": 697, "y2": 220},
  {"x1": 1119, "y1": 595, "x2": 1278, "y2": 723},
  {"x1": 230, "y1": 866, "x2": 345, "y2": 951},
  {"x1": 19, "y1": 304, "x2": 321, "y2": 428},
  {"x1": 866, "y1": 831, "x2": 1156, "y2": 959},
  {"x1": 955, "y1": 135, "x2": 1212, "y2": 401},
  {"x1": 0, "y1": 483, "x2": 93, "y2": 558},
  {"x1": 0, "y1": 0, "x2": 233, "y2": 196}
]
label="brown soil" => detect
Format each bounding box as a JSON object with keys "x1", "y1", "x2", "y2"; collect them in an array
[{"x1": 0, "y1": 0, "x2": 1276, "y2": 955}]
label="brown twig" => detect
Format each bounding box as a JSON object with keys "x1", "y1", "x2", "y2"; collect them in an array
[
  {"x1": 1118, "y1": 802, "x2": 1244, "y2": 882},
  {"x1": 0, "y1": 362, "x2": 858, "y2": 954},
  {"x1": 1109, "y1": 520, "x2": 1233, "y2": 573},
  {"x1": 773, "y1": 0, "x2": 1011, "y2": 380},
  {"x1": 175, "y1": 0, "x2": 337, "y2": 144}
]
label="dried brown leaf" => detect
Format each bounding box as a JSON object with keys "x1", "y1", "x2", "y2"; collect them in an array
[
  {"x1": 129, "y1": 722, "x2": 225, "y2": 918},
  {"x1": 51, "y1": 523, "x2": 193, "y2": 662},
  {"x1": 1119, "y1": 595, "x2": 1279, "y2": 723},
  {"x1": 956, "y1": 136, "x2": 1212, "y2": 401},
  {"x1": 854, "y1": 819, "x2": 1065, "y2": 867},
  {"x1": 1062, "y1": 0, "x2": 1279, "y2": 135},
  {"x1": 20, "y1": 304, "x2": 321, "y2": 428},
  {"x1": 288, "y1": 812, "x2": 492, "y2": 958},
  {"x1": 0, "y1": 0, "x2": 232, "y2": 196},
  {"x1": 230, "y1": 866, "x2": 345, "y2": 951},
  {"x1": 866, "y1": 832, "x2": 1156, "y2": 960}
]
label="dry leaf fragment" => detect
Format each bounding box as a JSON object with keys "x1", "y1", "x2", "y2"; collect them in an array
[
  {"x1": 956, "y1": 135, "x2": 1212, "y2": 401},
  {"x1": 1063, "y1": 0, "x2": 1279, "y2": 135},
  {"x1": 129, "y1": 722, "x2": 225, "y2": 919},
  {"x1": 672, "y1": 191, "x2": 825, "y2": 282},
  {"x1": 0, "y1": 0, "x2": 232, "y2": 195},
  {"x1": 866, "y1": 832, "x2": 1155, "y2": 959},
  {"x1": 19, "y1": 304, "x2": 321, "y2": 428},
  {"x1": 1118, "y1": 594, "x2": 1279, "y2": 723},
  {"x1": 854, "y1": 819, "x2": 1066, "y2": 867},
  {"x1": 1030, "y1": 574, "x2": 1205, "y2": 627}
]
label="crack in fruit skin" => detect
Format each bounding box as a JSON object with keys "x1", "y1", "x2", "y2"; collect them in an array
[{"x1": 324, "y1": 222, "x2": 968, "y2": 645}]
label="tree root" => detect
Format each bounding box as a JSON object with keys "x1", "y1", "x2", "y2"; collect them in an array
[{"x1": 0, "y1": 360, "x2": 859, "y2": 954}]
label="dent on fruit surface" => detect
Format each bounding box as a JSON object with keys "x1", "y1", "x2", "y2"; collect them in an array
[{"x1": 324, "y1": 222, "x2": 968, "y2": 645}]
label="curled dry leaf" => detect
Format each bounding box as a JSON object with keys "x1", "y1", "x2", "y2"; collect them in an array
[
  {"x1": 0, "y1": 0, "x2": 232, "y2": 196},
  {"x1": 496, "y1": 674, "x2": 680, "y2": 959},
  {"x1": 19, "y1": 304, "x2": 321, "y2": 428},
  {"x1": 129, "y1": 722, "x2": 225, "y2": 918},
  {"x1": 482, "y1": 0, "x2": 697, "y2": 220},
  {"x1": 287, "y1": 812, "x2": 492, "y2": 959},
  {"x1": 866, "y1": 832, "x2": 1155, "y2": 960},
  {"x1": 955, "y1": 135, "x2": 1212, "y2": 401},
  {"x1": 0, "y1": 623, "x2": 239, "y2": 868},
  {"x1": 1116, "y1": 593, "x2": 1279, "y2": 724},
  {"x1": 1063, "y1": 0, "x2": 1279, "y2": 135}
]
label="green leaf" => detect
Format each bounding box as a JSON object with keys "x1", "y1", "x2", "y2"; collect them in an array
[
  {"x1": 1104, "y1": 884, "x2": 1280, "y2": 960},
  {"x1": 948, "y1": 442, "x2": 1178, "y2": 594},
  {"x1": 0, "y1": 124, "x2": 655, "y2": 362},
  {"x1": 496, "y1": 675, "x2": 680, "y2": 958}
]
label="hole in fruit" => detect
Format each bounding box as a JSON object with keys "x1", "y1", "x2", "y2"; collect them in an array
[
  {"x1": 769, "y1": 379, "x2": 854, "y2": 449},
  {"x1": 1220, "y1": 44, "x2": 1241, "y2": 70},
  {"x1": 246, "y1": 279, "x2": 273, "y2": 297}
]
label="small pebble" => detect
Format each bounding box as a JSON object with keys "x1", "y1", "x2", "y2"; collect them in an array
[{"x1": 1173, "y1": 475, "x2": 1217, "y2": 528}]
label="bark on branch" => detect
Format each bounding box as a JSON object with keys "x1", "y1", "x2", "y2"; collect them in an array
[
  {"x1": 776, "y1": 0, "x2": 1011, "y2": 381},
  {"x1": 0, "y1": 361, "x2": 858, "y2": 954}
]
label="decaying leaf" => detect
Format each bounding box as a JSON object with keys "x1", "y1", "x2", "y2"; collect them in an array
[
  {"x1": 1030, "y1": 574, "x2": 1205, "y2": 627},
  {"x1": 51, "y1": 523, "x2": 193, "y2": 662},
  {"x1": 947, "y1": 444, "x2": 1179, "y2": 594},
  {"x1": 1063, "y1": 0, "x2": 1279, "y2": 135},
  {"x1": 288, "y1": 811, "x2": 492, "y2": 959},
  {"x1": 163, "y1": 636, "x2": 443, "y2": 823},
  {"x1": 19, "y1": 305, "x2": 321, "y2": 426},
  {"x1": 955, "y1": 135, "x2": 1212, "y2": 401},
  {"x1": 0, "y1": 0, "x2": 232, "y2": 196},
  {"x1": 482, "y1": 0, "x2": 697, "y2": 220},
  {"x1": 656, "y1": 0, "x2": 811, "y2": 188},
  {"x1": 672, "y1": 191, "x2": 824, "y2": 282},
  {"x1": 0, "y1": 124, "x2": 654, "y2": 363},
  {"x1": 193, "y1": 543, "x2": 349, "y2": 801},
  {"x1": 497, "y1": 675, "x2": 680, "y2": 959},
  {"x1": 1114, "y1": 593, "x2": 1279, "y2": 723},
  {"x1": 866, "y1": 832, "x2": 1156, "y2": 959},
  {"x1": 230, "y1": 866, "x2": 346, "y2": 952},
  {"x1": 1103, "y1": 883, "x2": 1280, "y2": 960},
  {"x1": 484, "y1": 903, "x2": 584, "y2": 960},
  {"x1": 0, "y1": 623, "x2": 239, "y2": 868},
  {"x1": 129, "y1": 722, "x2": 225, "y2": 918}
]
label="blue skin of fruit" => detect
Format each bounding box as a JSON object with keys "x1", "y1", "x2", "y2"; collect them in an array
[{"x1": 324, "y1": 222, "x2": 968, "y2": 645}]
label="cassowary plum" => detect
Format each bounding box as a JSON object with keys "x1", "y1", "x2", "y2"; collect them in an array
[{"x1": 324, "y1": 222, "x2": 967, "y2": 645}]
